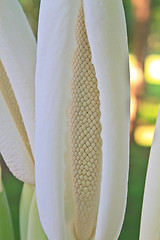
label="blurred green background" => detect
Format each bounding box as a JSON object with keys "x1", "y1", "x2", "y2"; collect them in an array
[{"x1": 1, "y1": 0, "x2": 160, "y2": 239}]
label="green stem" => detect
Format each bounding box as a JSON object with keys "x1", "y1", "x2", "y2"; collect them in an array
[
  {"x1": 27, "y1": 191, "x2": 48, "y2": 240},
  {"x1": 20, "y1": 183, "x2": 34, "y2": 240}
]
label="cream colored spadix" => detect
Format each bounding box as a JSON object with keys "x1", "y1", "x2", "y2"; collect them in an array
[
  {"x1": 0, "y1": 0, "x2": 35, "y2": 185},
  {"x1": 140, "y1": 108, "x2": 160, "y2": 240},
  {"x1": 35, "y1": 0, "x2": 129, "y2": 240},
  {"x1": 70, "y1": 4, "x2": 102, "y2": 239}
]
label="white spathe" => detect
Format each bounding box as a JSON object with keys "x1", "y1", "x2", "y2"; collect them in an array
[
  {"x1": 35, "y1": 1, "x2": 80, "y2": 239},
  {"x1": 140, "y1": 108, "x2": 160, "y2": 240},
  {"x1": 35, "y1": 0, "x2": 129, "y2": 240}
]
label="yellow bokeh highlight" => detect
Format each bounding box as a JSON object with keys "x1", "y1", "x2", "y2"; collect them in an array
[
  {"x1": 145, "y1": 54, "x2": 160, "y2": 84},
  {"x1": 129, "y1": 54, "x2": 143, "y2": 87},
  {"x1": 129, "y1": 55, "x2": 139, "y2": 84},
  {"x1": 134, "y1": 125, "x2": 155, "y2": 147}
]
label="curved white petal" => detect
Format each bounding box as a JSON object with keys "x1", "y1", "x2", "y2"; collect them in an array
[
  {"x1": 83, "y1": 1, "x2": 130, "y2": 239},
  {"x1": 35, "y1": 1, "x2": 80, "y2": 239},
  {"x1": 139, "y1": 109, "x2": 160, "y2": 240},
  {"x1": 0, "y1": 93, "x2": 35, "y2": 185},
  {"x1": 0, "y1": 0, "x2": 36, "y2": 154}
]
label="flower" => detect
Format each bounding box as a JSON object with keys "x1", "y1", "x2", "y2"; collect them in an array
[
  {"x1": 140, "y1": 109, "x2": 160, "y2": 240},
  {"x1": 0, "y1": 0, "x2": 130, "y2": 239},
  {"x1": 35, "y1": 1, "x2": 130, "y2": 240}
]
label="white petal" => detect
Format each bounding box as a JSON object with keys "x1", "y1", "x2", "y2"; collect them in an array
[
  {"x1": 35, "y1": 1, "x2": 80, "y2": 239},
  {"x1": 83, "y1": 1, "x2": 130, "y2": 239},
  {"x1": 0, "y1": 0, "x2": 36, "y2": 154},
  {"x1": 0, "y1": 93, "x2": 35, "y2": 185},
  {"x1": 139, "y1": 109, "x2": 160, "y2": 240}
]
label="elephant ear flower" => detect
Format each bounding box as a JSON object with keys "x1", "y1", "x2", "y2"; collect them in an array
[
  {"x1": 140, "y1": 109, "x2": 160, "y2": 240},
  {"x1": 35, "y1": 0, "x2": 130, "y2": 240}
]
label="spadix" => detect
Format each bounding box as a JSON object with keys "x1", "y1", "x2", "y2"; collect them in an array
[{"x1": 70, "y1": 5, "x2": 102, "y2": 239}]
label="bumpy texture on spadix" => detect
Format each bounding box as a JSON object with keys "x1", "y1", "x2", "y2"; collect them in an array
[
  {"x1": 0, "y1": 61, "x2": 33, "y2": 160},
  {"x1": 70, "y1": 4, "x2": 102, "y2": 240}
]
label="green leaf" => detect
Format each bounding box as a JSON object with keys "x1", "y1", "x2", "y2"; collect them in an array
[{"x1": 0, "y1": 183, "x2": 15, "y2": 240}]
